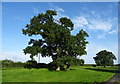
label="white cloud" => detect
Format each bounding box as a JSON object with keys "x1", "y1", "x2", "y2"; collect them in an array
[
  {"x1": 88, "y1": 20, "x2": 112, "y2": 32},
  {"x1": 55, "y1": 9, "x2": 68, "y2": 20},
  {"x1": 48, "y1": 3, "x2": 67, "y2": 20},
  {"x1": 48, "y1": 3, "x2": 64, "y2": 12},
  {"x1": 97, "y1": 34, "x2": 106, "y2": 39},
  {"x1": 72, "y1": 16, "x2": 89, "y2": 28},
  {"x1": 1, "y1": 51, "x2": 52, "y2": 63},
  {"x1": 72, "y1": 15, "x2": 113, "y2": 32},
  {"x1": 33, "y1": 7, "x2": 40, "y2": 14},
  {"x1": 108, "y1": 30, "x2": 117, "y2": 34},
  {"x1": 1, "y1": 51, "x2": 30, "y2": 62},
  {"x1": 54, "y1": 11, "x2": 69, "y2": 20},
  {"x1": 71, "y1": 14, "x2": 117, "y2": 40},
  {"x1": 56, "y1": 7, "x2": 64, "y2": 12}
]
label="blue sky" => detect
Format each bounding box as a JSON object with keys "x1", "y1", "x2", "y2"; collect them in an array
[{"x1": 1, "y1": 2, "x2": 119, "y2": 64}]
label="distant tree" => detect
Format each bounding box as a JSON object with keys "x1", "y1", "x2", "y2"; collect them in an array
[
  {"x1": 2, "y1": 59, "x2": 14, "y2": 67},
  {"x1": 13, "y1": 62, "x2": 25, "y2": 67},
  {"x1": 22, "y1": 10, "x2": 89, "y2": 71},
  {"x1": 93, "y1": 50, "x2": 116, "y2": 68}
]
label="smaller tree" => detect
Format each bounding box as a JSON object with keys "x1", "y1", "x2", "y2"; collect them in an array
[{"x1": 93, "y1": 50, "x2": 116, "y2": 68}]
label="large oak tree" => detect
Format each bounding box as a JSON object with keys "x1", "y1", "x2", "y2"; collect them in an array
[{"x1": 22, "y1": 10, "x2": 89, "y2": 70}]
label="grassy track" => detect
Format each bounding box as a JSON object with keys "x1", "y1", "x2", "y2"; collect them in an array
[{"x1": 2, "y1": 66, "x2": 118, "y2": 83}]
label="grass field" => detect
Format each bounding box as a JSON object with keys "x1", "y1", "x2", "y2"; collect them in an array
[{"x1": 2, "y1": 66, "x2": 118, "y2": 83}]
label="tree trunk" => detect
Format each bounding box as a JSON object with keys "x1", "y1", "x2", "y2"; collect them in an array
[
  {"x1": 38, "y1": 54, "x2": 40, "y2": 63},
  {"x1": 56, "y1": 66, "x2": 60, "y2": 71},
  {"x1": 104, "y1": 66, "x2": 106, "y2": 68},
  {"x1": 66, "y1": 64, "x2": 70, "y2": 70}
]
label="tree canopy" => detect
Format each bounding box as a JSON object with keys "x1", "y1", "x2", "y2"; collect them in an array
[
  {"x1": 22, "y1": 10, "x2": 89, "y2": 70},
  {"x1": 93, "y1": 50, "x2": 116, "y2": 67}
]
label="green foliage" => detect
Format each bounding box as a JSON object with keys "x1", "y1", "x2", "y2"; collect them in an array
[
  {"x1": 75, "y1": 59, "x2": 85, "y2": 66},
  {"x1": 22, "y1": 10, "x2": 89, "y2": 70},
  {"x1": 24, "y1": 60, "x2": 48, "y2": 69},
  {"x1": 24, "y1": 60, "x2": 38, "y2": 69},
  {"x1": 47, "y1": 62, "x2": 58, "y2": 71},
  {"x1": 2, "y1": 59, "x2": 14, "y2": 68},
  {"x1": 2, "y1": 59, "x2": 25, "y2": 68},
  {"x1": 93, "y1": 50, "x2": 116, "y2": 67},
  {"x1": 12, "y1": 62, "x2": 25, "y2": 67}
]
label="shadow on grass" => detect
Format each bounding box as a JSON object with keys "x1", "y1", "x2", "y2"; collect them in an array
[{"x1": 85, "y1": 68, "x2": 120, "y2": 73}]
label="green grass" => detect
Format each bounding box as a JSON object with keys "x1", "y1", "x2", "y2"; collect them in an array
[{"x1": 2, "y1": 66, "x2": 118, "y2": 83}]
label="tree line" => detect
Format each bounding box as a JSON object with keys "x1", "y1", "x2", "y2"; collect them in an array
[
  {"x1": 1, "y1": 59, "x2": 25, "y2": 68},
  {"x1": 1, "y1": 59, "x2": 84, "y2": 69}
]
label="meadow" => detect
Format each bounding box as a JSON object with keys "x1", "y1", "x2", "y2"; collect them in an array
[{"x1": 2, "y1": 66, "x2": 118, "y2": 84}]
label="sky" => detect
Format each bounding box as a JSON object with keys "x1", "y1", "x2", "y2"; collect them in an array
[
  {"x1": 1, "y1": 0, "x2": 120, "y2": 2},
  {"x1": 1, "y1": 2, "x2": 119, "y2": 64}
]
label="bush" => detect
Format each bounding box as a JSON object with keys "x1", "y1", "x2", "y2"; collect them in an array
[
  {"x1": 12, "y1": 62, "x2": 25, "y2": 67},
  {"x1": 24, "y1": 60, "x2": 37, "y2": 69},
  {"x1": 24, "y1": 60, "x2": 48, "y2": 69},
  {"x1": 92, "y1": 64, "x2": 97, "y2": 67},
  {"x1": 37, "y1": 63, "x2": 48, "y2": 68}
]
